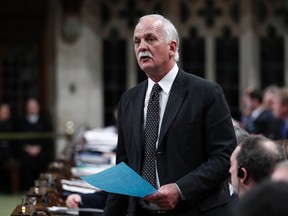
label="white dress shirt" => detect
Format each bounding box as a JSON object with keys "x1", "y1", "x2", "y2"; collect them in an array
[{"x1": 141, "y1": 64, "x2": 179, "y2": 210}]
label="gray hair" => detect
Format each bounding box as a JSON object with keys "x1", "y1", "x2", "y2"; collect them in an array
[
  {"x1": 139, "y1": 14, "x2": 180, "y2": 62},
  {"x1": 234, "y1": 125, "x2": 249, "y2": 145}
]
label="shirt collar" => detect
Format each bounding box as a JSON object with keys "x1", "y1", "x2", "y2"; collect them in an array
[{"x1": 147, "y1": 64, "x2": 178, "y2": 95}]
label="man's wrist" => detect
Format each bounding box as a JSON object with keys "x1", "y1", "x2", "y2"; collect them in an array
[{"x1": 174, "y1": 183, "x2": 186, "y2": 200}]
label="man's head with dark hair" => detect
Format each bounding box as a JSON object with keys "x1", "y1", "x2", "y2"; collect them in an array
[
  {"x1": 237, "y1": 135, "x2": 284, "y2": 183},
  {"x1": 233, "y1": 181, "x2": 288, "y2": 216},
  {"x1": 248, "y1": 89, "x2": 263, "y2": 104},
  {"x1": 230, "y1": 135, "x2": 285, "y2": 197},
  {"x1": 271, "y1": 87, "x2": 288, "y2": 119}
]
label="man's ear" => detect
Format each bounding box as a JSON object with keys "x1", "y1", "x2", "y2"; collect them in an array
[
  {"x1": 169, "y1": 41, "x2": 177, "y2": 53},
  {"x1": 237, "y1": 166, "x2": 244, "y2": 178},
  {"x1": 238, "y1": 166, "x2": 250, "y2": 184}
]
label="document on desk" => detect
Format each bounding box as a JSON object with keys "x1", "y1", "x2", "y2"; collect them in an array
[
  {"x1": 48, "y1": 206, "x2": 103, "y2": 215},
  {"x1": 81, "y1": 162, "x2": 158, "y2": 198}
]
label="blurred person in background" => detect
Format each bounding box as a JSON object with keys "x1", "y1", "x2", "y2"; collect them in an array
[
  {"x1": 0, "y1": 103, "x2": 16, "y2": 193},
  {"x1": 18, "y1": 97, "x2": 53, "y2": 191},
  {"x1": 269, "y1": 87, "x2": 288, "y2": 140},
  {"x1": 243, "y1": 89, "x2": 274, "y2": 137},
  {"x1": 239, "y1": 87, "x2": 254, "y2": 129},
  {"x1": 262, "y1": 85, "x2": 279, "y2": 112},
  {"x1": 66, "y1": 191, "x2": 108, "y2": 210}
]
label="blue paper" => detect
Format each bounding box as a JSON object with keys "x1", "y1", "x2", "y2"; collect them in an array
[{"x1": 81, "y1": 162, "x2": 157, "y2": 198}]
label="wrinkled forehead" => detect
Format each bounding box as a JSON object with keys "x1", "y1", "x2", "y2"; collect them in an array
[{"x1": 134, "y1": 18, "x2": 163, "y2": 37}]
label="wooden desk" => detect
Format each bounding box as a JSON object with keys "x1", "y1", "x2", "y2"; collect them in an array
[
  {"x1": 10, "y1": 160, "x2": 103, "y2": 216},
  {"x1": 10, "y1": 205, "x2": 35, "y2": 216}
]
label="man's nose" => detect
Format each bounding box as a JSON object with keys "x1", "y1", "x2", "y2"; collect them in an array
[{"x1": 138, "y1": 40, "x2": 148, "y2": 50}]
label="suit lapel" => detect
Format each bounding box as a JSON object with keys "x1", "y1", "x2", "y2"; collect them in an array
[
  {"x1": 158, "y1": 71, "x2": 187, "y2": 148},
  {"x1": 132, "y1": 81, "x2": 147, "y2": 163},
  {"x1": 130, "y1": 73, "x2": 188, "y2": 154}
]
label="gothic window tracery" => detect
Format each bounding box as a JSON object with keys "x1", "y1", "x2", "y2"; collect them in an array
[{"x1": 84, "y1": 0, "x2": 287, "y2": 123}]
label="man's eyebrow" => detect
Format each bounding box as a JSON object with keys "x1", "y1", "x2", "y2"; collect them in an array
[
  {"x1": 133, "y1": 32, "x2": 155, "y2": 41},
  {"x1": 145, "y1": 32, "x2": 156, "y2": 37}
]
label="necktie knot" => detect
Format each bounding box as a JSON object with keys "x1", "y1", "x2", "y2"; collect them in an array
[
  {"x1": 151, "y1": 83, "x2": 162, "y2": 98},
  {"x1": 152, "y1": 83, "x2": 161, "y2": 92}
]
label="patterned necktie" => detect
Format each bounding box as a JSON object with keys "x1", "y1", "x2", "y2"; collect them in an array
[{"x1": 141, "y1": 83, "x2": 162, "y2": 188}]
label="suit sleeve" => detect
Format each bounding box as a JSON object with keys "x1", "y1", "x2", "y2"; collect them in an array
[{"x1": 176, "y1": 84, "x2": 236, "y2": 202}]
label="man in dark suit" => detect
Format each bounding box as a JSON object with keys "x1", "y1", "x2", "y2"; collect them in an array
[
  {"x1": 103, "y1": 14, "x2": 237, "y2": 216},
  {"x1": 66, "y1": 191, "x2": 108, "y2": 209},
  {"x1": 243, "y1": 89, "x2": 274, "y2": 137},
  {"x1": 18, "y1": 98, "x2": 53, "y2": 191}
]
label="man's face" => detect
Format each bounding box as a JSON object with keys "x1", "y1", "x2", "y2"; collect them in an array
[
  {"x1": 229, "y1": 146, "x2": 241, "y2": 195},
  {"x1": 263, "y1": 91, "x2": 274, "y2": 110},
  {"x1": 27, "y1": 99, "x2": 40, "y2": 115},
  {"x1": 133, "y1": 17, "x2": 174, "y2": 75},
  {"x1": 0, "y1": 105, "x2": 10, "y2": 121},
  {"x1": 242, "y1": 94, "x2": 252, "y2": 110}
]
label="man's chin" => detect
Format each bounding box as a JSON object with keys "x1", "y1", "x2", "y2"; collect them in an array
[{"x1": 139, "y1": 64, "x2": 153, "y2": 72}]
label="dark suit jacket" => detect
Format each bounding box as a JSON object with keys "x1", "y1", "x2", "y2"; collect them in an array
[
  {"x1": 245, "y1": 109, "x2": 273, "y2": 137},
  {"x1": 103, "y1": 69, "x2": 237, "y2": 216},
  {"x1": 79, "y1": 191, "x2": 108, "y2": 209},
  {"x1": 267, "y1": 118, "x2": 284, "y2": 140}
]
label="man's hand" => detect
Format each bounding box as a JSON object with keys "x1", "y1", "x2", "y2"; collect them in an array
[
  {"x1": 66, "y1": 194, "x2": 82, "y2": 208},
  {"x1": 144, "y1": 183, "x2": 180, "y2": 210}
]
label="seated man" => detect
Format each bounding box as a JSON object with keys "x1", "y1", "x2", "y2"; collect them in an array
[
  {"x1": 228, "y1": 125, "x2": 250, "y2": 205},
  {"x1": 229, "y1": 135, "x2": 284, "y2": 197}
]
